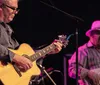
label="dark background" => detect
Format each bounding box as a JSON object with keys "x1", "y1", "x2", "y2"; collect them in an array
[{"x1": 9, "y1": 0, "x2": 100, "y2": 85}]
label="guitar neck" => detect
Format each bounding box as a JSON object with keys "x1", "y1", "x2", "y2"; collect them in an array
[{"x1": 30, "y1": 43, "x2": 56, "y2": 61}]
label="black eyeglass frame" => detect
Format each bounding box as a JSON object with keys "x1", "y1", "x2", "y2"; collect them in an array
[{"x1": 2, "y1": 3, "x2": 19, "y2": 12}]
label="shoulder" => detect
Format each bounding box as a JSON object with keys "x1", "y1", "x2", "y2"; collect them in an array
[
  {"x1": 77, "y1": 43, "x2": 90, "y2": 56},
  {"x1": 79, "y1": 41, "x2": 94, "y2": 52},
  {"x1": 78, "y1": 43, "x2": 88, "y2": 51}
]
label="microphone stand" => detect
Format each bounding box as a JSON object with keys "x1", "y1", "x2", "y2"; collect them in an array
[
  {"x1": 76, "y1": 20, "x2": 79, "y2": 85},
  {"x1": 38, "y1": 64, "x2": 57, "y2": 85},
  {"x1": 40, "y1": 1, "x2": 84, "y2": 85}
]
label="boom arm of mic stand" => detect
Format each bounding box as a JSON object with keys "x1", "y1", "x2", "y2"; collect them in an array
[{"x1": 40, "y1": 1, "x2": 84, "y2": 22}]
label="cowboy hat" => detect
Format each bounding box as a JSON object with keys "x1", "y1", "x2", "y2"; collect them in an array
[{"x1": 86, "y1": 20, "x2": 100, "y2": 37}]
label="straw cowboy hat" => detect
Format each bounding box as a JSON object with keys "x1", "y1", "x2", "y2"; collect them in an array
[{"x1": 86, "y1": 20, "x2": 100, "y2": 37}]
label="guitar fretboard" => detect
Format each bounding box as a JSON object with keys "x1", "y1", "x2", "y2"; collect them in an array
[{"x1": 30, "y1": 44, "x2": 56, "y2": 61}]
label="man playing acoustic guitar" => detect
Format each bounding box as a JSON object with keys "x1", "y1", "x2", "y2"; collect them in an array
[{"x1": 0, "y1": 0, "x2": 63, "y2": 85}]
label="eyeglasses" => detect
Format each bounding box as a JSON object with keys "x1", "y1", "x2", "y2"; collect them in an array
[{"x1": 2, "y1": 4, "x2": 19, "y2": 13}]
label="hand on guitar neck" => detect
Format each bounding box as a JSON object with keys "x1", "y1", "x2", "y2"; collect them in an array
[
  {"x1": 48, "y1": 39, "x2": 63, "y2": 54},
  {"x1": 48, "y1": 35, "x2": 69, "y2": 54}
]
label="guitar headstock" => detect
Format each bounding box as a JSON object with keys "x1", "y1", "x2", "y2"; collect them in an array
[{"x1": 58, "y1": 35, "x2": 69, "y2": 48}]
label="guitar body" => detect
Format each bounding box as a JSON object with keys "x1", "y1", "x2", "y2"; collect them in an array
[{"x1": 0, "y1": 43, "x2": 41, "y2": 85}]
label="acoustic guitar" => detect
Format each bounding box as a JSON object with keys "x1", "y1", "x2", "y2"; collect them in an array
[{"x1": 0, "y1": 35, "x2": 68, "y2": 85}]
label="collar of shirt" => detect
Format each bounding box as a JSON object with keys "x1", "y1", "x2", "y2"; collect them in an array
[
  {"x1": 86, "y1": 41, "x2": 94, "y2": 48},
  {"x1": 1, "y1": 22, "x2": 13, "y2": 35}
]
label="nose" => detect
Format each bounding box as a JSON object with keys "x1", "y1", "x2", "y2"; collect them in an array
[
  {"x1": 15, "y1": 10, "x2": 18, "y2": 14},
  {"x1": 15, "y1": 11, "x2": 18, "y2": 14},
  {"x1": 13, "y1": 9, "x2": 19, "y2": 14}
]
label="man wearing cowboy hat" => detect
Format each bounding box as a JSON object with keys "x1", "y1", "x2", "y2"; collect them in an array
[{"x1": 68, "y1": 20, "x2": 100, "y2": 85}]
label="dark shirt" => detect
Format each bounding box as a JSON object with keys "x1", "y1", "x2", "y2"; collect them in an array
[
  {"x1": 0, "y1": 22, "x2": 19, "y2": 62},
  {"x1": 68, "y1": 41, "x2": 100, "y2": 85}
]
